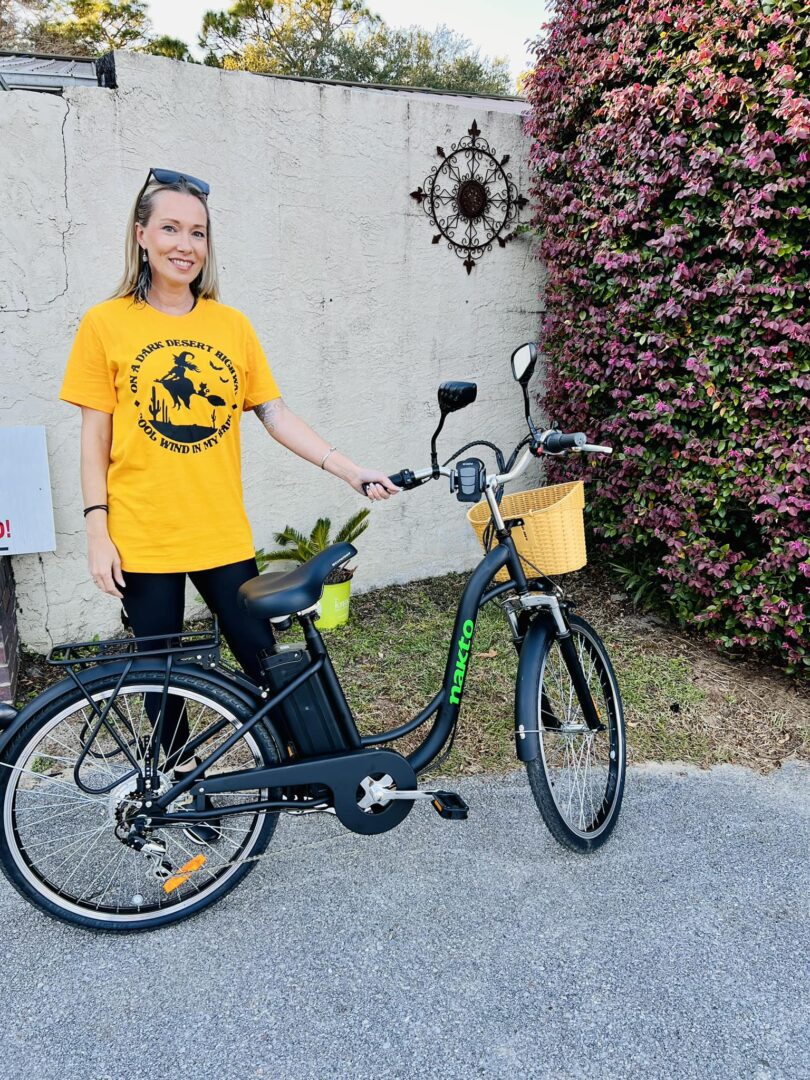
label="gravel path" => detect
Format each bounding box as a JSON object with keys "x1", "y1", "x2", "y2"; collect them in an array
[{"x1": 1, "y1": 762, "x2": 807, "y2": 1080}]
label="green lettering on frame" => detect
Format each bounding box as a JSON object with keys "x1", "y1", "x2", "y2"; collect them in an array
[{"x1": 449, "y1": 619, "x2": 475, "y2": 706}]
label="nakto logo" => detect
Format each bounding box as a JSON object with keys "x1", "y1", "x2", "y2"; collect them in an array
[{"x1": 449, "y1": 619, "x2": 475, "y2": 706}]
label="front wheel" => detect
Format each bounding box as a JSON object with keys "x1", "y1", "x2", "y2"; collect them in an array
[{"x1": 525, "y1": 614, "x2": 626, "y2": 852}]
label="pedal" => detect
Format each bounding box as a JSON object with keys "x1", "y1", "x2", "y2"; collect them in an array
[{"x1": 430, "y1": 791, "x2": 469, "y2": 820}]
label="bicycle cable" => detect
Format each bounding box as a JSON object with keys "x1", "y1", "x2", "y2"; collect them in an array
[
  {"x1": 441, "y1": 439, "x2": 506, "y2": 472},
  {"x1": 417, "y1": 718, "x2": 460, "y2": 779}
]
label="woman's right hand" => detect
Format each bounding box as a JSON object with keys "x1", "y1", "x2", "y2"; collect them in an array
[{"x1": 87, "y1": 530, "x2": 125, "y2": 599}]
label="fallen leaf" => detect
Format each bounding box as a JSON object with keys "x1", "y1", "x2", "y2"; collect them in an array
[{"x1": 478, "y1": 649, "x2": 498, "y2": 659}]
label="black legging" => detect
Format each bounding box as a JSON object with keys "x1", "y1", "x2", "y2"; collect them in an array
[{"x1": 121, "y1": 558, "x2": 276, "y2": 767}]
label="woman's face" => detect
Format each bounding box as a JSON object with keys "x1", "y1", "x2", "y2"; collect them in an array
[{"x1": 135, "y1": 189, "x2": 208, "y2": 290}]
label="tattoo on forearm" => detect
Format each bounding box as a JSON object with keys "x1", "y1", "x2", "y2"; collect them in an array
[{"x1": 254, "y1": 398, "x2": 286, "y2": 434}]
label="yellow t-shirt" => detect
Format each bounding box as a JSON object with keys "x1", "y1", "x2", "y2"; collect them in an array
[{"x1": 60, "y1": 295, "x2": 281, "y2": 573}]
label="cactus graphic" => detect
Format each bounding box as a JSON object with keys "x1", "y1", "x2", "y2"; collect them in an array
[{"x1": 149, "y1": 385, "x2": 160, "y2": 422}]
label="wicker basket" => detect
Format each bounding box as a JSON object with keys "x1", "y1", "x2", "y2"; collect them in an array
[{"x1": 467, "y1": 481, "x2": 587, "y2": 582}]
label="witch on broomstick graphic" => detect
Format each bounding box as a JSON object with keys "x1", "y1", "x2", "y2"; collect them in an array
[{"x1": 150, "y1": 351, "x2": 227, "y2": 441}]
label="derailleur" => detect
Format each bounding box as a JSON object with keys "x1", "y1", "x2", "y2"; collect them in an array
[{"x1": 119, "y1": 820, "x2": 174, "y2": 881}]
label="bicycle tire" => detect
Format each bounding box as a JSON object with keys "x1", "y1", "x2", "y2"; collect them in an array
[
  {"x1": 525, "y1": 614, "x2": 626, "y2": 852},
  {"x1": 0, "y1": 667, "x2": 281, "y2": 933}
]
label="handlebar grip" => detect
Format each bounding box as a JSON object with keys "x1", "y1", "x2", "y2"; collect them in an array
[
  {"x1": 543, "y1": 431, "x2": 586, "y2": 453},
  {"x1": 362, "y1": 470, "x2": 419, "y2": 496}
]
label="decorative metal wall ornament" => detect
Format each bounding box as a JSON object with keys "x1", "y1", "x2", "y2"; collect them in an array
[{"x1": 410, "y1": 119, "x2": 529, "y2": 274}]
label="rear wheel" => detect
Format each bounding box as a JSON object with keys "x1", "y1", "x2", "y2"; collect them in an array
[
  {"x1": 525, "y1": 615, "x2": 625, "y2": 852},
  {"x1": 0, "y1": 669, "x2": 280, "y2": 932}
]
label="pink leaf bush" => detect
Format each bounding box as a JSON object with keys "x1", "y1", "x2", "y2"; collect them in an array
[{"x1": 523, "y1": 0, "x2": 809, "y2": 670}]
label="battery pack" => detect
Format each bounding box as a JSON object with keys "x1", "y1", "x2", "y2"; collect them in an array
[{"x1": 259, "y1": 644, "x2": 347, "y2": 757}]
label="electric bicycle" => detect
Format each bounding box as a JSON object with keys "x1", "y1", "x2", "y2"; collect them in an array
[{"x1": 0, "y1": 343, "x2": 625, "y2": 931}]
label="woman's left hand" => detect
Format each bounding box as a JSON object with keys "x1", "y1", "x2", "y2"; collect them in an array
[{"x1": 349, "y1": 469, "x2": 401, "y2": 500}]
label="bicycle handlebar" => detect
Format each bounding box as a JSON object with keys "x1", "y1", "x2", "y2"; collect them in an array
[
  {"x1": 363, "y1": 429, "x2": 612, "y2": 496},
  {"x1": 390, "y1": 469, "x2": 428, "y2": 490},
  {"x1": 542, "y1": 431, "x2": 586, "y2": 453}
]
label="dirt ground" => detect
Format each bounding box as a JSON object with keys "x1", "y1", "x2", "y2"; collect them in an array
[{"x1": 564, "y1": 564, "x2": 809, "y2": 771}]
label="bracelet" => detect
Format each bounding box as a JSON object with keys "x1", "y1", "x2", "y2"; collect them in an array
[
  {"x1": 83, "y1": 504, "x2": 109, "y2": 517},
  {"x1": 319, "y1": 447, "x2": 337, "y2": 470}
]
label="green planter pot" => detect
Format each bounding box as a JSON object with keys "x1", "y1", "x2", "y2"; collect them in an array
[{"x1": 316, "y1": 580, "x2": 351, "y2": 629}]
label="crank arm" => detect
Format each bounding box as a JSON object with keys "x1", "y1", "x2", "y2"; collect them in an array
[
  {"x1": 362, "y1": 784, "x2": 470, "y2": 820},
  {"x1": 359, "y1": 773, "x2": 433, "y2": 808},
  {"x1": 366, "y1": 789, "x2": 434, "y2": 802}
]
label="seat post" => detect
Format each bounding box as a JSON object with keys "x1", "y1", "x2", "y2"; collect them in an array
[{"x1": 298, "y1": 614, "x2": 362, "y2": 749}]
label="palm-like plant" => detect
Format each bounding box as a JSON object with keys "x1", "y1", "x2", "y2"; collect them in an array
[{"x1": 256, "y1": 509, "x2": 370, "y2": 584}]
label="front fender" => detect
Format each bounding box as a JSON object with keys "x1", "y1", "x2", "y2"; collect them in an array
[
  {"x1": 0, "y1": 659, "x2": 266, "y2": 761},
  {"x1": 514, "y1": 614, "x2": 555, "y2": 762}
]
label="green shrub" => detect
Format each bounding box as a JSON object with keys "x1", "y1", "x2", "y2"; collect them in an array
[{"x1": 523, "y1": 0, "x2": 809, "y2": 670}]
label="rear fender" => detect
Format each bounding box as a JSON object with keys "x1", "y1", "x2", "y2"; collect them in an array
[
  {"x1": 0, "y1": 659, "x2": 269, "y2": 761},
  {"x1": 514, "y1": 614, "x2": 555, "y2": 762}
]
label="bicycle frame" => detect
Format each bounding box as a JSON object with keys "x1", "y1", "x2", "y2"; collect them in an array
[
  {"x1": 152, "y1": 516, "x2": 598, "y2": 816},
  {"x1": 142, "y1": 534, "x2": 532, "y2": 818},
  {"x1": 0, "y1": 513, "x2": 601, "y2": 826}
]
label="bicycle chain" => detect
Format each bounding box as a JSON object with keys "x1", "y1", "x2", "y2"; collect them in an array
[{"x1": 192, "y1": 809, "x2": 345, "y2": 874}]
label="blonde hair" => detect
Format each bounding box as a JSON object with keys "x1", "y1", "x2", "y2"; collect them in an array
[{"x1": 111, "y1": 176, "x2": 220, "y2": 303}]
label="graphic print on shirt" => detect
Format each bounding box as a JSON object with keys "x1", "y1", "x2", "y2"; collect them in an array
[{"x1": 130, "y1": 338, "x2": 240, "y2": 453}]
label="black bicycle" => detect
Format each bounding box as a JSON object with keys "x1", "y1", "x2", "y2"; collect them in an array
[{"x1": 0, "y1": 343, "x2": 625, "y2": 932}]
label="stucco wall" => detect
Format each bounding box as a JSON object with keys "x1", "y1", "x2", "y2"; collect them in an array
[{"x1": 0, "y1": 52, "x2": 542, "y2": 652}]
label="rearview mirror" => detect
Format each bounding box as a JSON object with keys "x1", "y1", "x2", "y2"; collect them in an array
[
  {"x1": 511, "y1": 343, "x2": 537, "y2": 385},
  {"x1": 438, "y1": 381, "x2": 477, "y2": 415},
  {"x1": 430, "y1": 381, "x2": 478, "y2": 475}
]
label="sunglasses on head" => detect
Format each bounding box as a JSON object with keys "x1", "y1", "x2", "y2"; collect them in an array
[{"x1": 138, "y1": 167, "x2": 211, "y2": 200}]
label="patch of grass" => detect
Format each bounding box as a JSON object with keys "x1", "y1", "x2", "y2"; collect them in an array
[
  {"x1": 598, "y1": 641, "x2": 711, "y2": 764},
  {"x1": 320, "y1": 570, "x2": 808, "y2": 773},
  {"x1": 30, "y1": 755, "x2": 56, "y2": 774},
  {"x1": 14, "y1": 565, "x2": 808, "y2": 774}
]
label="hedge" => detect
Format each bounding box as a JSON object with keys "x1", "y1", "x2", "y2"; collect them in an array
[{"x1": 523, "y1": 0, "x2": 809, "y2": 670}]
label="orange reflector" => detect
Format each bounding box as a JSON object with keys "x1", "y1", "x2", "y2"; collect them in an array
[{"x1": 162, "y1": 853, "x2": 207, "y2": 895}]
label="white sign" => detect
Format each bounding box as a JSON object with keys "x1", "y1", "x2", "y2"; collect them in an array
[{"x1": 0, "y1": 427, "x2": 56, "y2": 555}]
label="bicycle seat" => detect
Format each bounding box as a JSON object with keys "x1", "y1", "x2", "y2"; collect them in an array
[{"x1": 238, "y1": 542, "x2": 358, "y2": 620}]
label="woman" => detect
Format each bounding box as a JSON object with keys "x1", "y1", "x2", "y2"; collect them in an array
[{"x1": 60, "y1": 167, "x2": 399, "y2": 838}]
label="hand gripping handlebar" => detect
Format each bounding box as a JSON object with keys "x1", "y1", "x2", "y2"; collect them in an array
[
  {"x1": 387, "y1": 469, "x2": 423, "y2": 490},
  {"x1": 361, "y1": 469, "x2": 429, "y2": 495}
]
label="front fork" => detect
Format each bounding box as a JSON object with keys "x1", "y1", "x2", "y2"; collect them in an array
[
  {"x1": 555, "y1": 633, "x2": 604, "y2": 732},
  {"x1": 509, "y1": 591, "x2": 604, "y2": 760}
]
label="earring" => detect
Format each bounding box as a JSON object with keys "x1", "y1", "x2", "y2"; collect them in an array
[{"x1": 141, "y1": 248, "x2": 148, "y2": 263}]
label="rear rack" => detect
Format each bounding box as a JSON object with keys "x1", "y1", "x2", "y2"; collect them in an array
[{"x1": 46, "y1": 622, "x2": 221, "y2": 668}]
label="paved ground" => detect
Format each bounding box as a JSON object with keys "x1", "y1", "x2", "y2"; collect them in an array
[{"x1": 1, "y1": 762, "x2": 807, "y2": 1080}]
